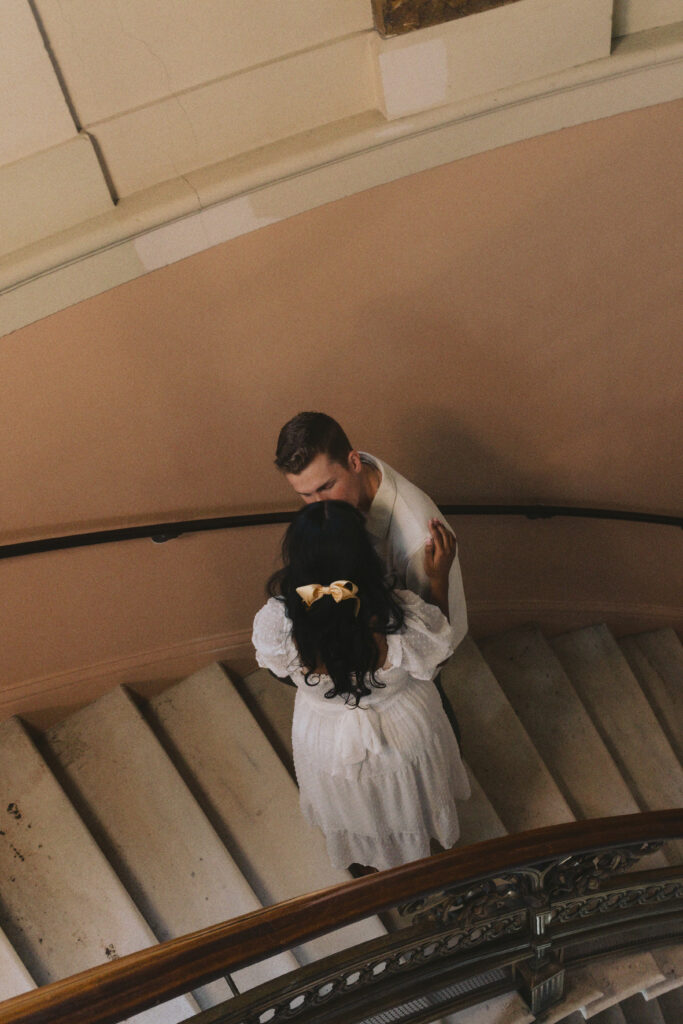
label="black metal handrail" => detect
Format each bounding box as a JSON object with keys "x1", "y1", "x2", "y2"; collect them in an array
[{"x1": 1, "y1": 504, "x2": 681, "y2": 560}]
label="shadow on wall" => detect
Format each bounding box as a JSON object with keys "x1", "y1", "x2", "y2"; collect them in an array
[{"x1": 333, "y1": 299, "x2": 541, "y2": 507}]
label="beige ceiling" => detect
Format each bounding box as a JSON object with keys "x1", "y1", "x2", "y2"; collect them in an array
[{"x1": 1, "y1": 0, "x2": 681, "y2": 334}]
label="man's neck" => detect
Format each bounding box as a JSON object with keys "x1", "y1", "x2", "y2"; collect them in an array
[{"x1": 358, "y1": 459, "x2": 381, "y2": 514}]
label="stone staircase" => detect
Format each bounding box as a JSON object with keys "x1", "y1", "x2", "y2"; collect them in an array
[{"x1": 0, "y1": 624, "x2": 681, "y2": 1024}]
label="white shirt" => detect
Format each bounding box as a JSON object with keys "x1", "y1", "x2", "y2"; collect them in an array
[{"x1": 362, "y1": 453, "x2": 468, "y2": 649}]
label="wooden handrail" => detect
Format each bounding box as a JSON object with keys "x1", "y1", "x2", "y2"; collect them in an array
[{"x1": 1, "y1": 811, "x2": 681, "y2": 1024}]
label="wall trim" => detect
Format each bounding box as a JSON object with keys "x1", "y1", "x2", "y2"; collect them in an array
[{"x1": 1, "y1": 630, "x2": 254, "y2": 728}]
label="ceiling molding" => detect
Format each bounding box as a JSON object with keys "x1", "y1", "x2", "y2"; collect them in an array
[{"x1": 1, "y1": 12, "x2": 682, "y2": 337}]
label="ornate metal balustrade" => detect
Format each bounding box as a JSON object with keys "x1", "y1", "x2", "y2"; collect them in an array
[
  {"x1": 0, "y1": 812, "x2": 681, "y2": 1024},
  {"x1": 196, "y1": 836, "x2": 682, "y2": 1023}
]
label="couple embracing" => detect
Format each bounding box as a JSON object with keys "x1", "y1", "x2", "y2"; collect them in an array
[{"x1": 252, "y1": 412, "x2": 470, "y2": 872}]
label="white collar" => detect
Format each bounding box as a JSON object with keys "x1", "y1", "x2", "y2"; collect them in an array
[{"x1": 361, "y1": 452, "x2": 396, "y2": 541}]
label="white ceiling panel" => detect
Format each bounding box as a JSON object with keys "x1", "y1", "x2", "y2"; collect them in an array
[
  {"x1": 614, "y1": 1, "x2": 683, "y2": 37},
  {"x1": 0, "y1": 0, "x2": 76, "y2": 166},
  {"x1": 0, "y1": 136, "x2": 114, "y2": 258},
  {"x1": 92, "y1": 34, "x2": 375, "y2": 197},
  {"x1": 374, "y1": 0, "x2": 613, "y2": 120},
  {"x1": 35, "y1": 0, "x2": 373, "y2": 126}
]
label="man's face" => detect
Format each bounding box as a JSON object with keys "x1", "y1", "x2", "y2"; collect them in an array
[{"x1": 286, "y1": 452, "x2": 363, "y2": 507}]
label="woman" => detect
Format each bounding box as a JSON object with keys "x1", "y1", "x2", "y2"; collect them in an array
[{"x1": 252, "y1": 500, "x2": 470, "y2": 871}]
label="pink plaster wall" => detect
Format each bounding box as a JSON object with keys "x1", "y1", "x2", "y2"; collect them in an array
[{"x1": 1, "y1": 100, "x2": 681, "y2": 721}]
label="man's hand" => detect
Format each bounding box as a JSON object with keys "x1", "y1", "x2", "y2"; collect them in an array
[{"x1": 424, "y1": 518, "x2": 457, "y2": 580}]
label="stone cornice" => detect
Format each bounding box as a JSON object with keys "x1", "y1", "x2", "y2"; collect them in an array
[{"x1": 1, "y1": 21, "x2": 681, "y2": 336}]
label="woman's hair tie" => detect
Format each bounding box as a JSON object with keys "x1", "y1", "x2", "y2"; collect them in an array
[{"x1": 296, "y1": 580, "x2": 360, "y2": 617}]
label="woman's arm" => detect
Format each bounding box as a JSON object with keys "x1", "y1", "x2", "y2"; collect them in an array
[{"x1": 423, "y1": 519, "x2": 457, "y2": 620}]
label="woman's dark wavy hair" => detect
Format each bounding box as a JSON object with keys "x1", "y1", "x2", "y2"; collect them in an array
[{"x1": 268, "y1": 500, "x2": 405, "y2": 704}]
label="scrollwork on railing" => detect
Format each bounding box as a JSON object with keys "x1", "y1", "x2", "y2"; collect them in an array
[
  {"x1": 401, "y1": 840, "x2": 664, "y2": 928},
  {"x1": 540, "y1": 841, "x2": 665, "y2": 901},
  {"x1": 210, "y1": 849, "x2": 681, "y2": 1023},
  {"x1": 553, "y1": 877, "x2": 683, "y2": 925},
  {"x1": 400, "y1": 874, "x2": 525, "y2": 926}
]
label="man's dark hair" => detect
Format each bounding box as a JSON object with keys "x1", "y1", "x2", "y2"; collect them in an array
[{"x1": 275, "y1": 412, "x2": 352, "y2": 474}]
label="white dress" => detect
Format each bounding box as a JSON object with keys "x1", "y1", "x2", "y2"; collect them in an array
[{"x1": 252, "y1": 590, "x2": 471, "y2": 871}]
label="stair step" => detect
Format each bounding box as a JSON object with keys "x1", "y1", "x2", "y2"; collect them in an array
[
  {"x1": 645, "y1": 946, "x2": 683, "y2": 999},
  {"x1": 657, "y1": 986, "x2": 683, "y2": 1024},
  {"x1": 619, "y1": 630, "x2": 683, "y2": 763},
  {"x1": 445, "y1": 989, "x2": 534, "y2": 1024},
  {"x1": 620, "y1": 992, "x2": 667, "y2": 1024},
  {"x1": 147, "y1": 663, "x2": 386, "y2": 964},
  {"x1": 550, "y1": 626, "x2": 683, "y2": 823},
  {"x1": 0, "y1": 717, "x2": 197, "y2": 1023},
  {"x1": 44, "y1": 685, "x2": 298, "y2": 1008},
  {"x1": 237, "y1": 668, "x2": 296, "y2": 775},
  {"x1": 457, "y1": 763, "x2": 507, "y2": 847},
  {"x1": 582, "y1": 951, "x2": 666, "y2": 1018},
  {"x1": 590, "y1": 1005, "x2": 628, "y2": 1024},
  {"x1": 441, "y1": 637, "x2": 575, "y2": 833},
  {"x1": 0, "y1": 924, "x2": 35, "y2": 1001},
  {"x1": 479, "y1": 626, "x2": 641, "y2": 821}
]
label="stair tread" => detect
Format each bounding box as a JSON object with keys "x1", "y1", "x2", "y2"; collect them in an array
[
  {"x1": 479, "y1": 626, "x2": 641, "y2": 821},
  {"x1": 632, "y1": 629, "x2": 683, "y2": 691},
  {"x1": 238, "y1": 667, "x2": 296, "y2": 773},
  {"x1": 0, "y1": 718, "x2": 197, "y2": 1022},
  {"x1": 45, "y1": 685, "x2": 298, "y2": 1005},
  {"x1": 620, "y1": 992, "x2": 667, "y2": 1024},
  {"x1": 590, "y1": 1005, "x2": 628, "y2": 1024},
  {"x1": 620, "y1": 632, "x2": 683, "y2": 763},
  {"x1": 550, "y1": 626, "x2": 683, "y2": 817},
  {"x1": 0, "y1": 924, "x2": 35, "y2": 1001},
  {"x1": 645, "y1": 944, "x2": 683, "y2": 999},
  {"x1": 583, "y1": 950, "x2": 666, "y2": 1017},
  {"x1": 441, "y1": 637, "x2": 575, "y2": 833},
  {"x1": 445, "y1": 989, "x2": 534, "y2": 1024},
  {"x1": 457, "y1": 762, "x2": 507, "y2": 846},
  {"x1": 147, "y1": 663, "x2": 385, "y2": 964},
  {"x1": 657, "y1": 986, "x2": 683, "y2": 1024}
]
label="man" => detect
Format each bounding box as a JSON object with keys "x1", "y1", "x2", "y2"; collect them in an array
[{"x1": 274, "y1": 412, "x2": 467, "y2": 736}]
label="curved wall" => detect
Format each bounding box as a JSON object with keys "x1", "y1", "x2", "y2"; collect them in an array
[{"x1": 1, "y1": 100, "x2": 681, "y2": 721}]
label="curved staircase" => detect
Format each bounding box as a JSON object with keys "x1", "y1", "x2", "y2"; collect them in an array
[{"x1": 0, "y1": 623, "x2": 681, "y2": 1023}]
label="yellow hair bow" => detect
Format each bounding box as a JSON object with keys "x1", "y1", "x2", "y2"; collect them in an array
[{"x1": 296, "y1": 580, "x2": 360, "y2": 616}]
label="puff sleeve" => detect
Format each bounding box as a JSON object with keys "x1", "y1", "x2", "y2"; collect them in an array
[
  {"x1": 252, "y1": 598, "x2": 300, "y2": 678},
  {"x1": 392, "y1": 590, "x2": 455, "y2": 680}
]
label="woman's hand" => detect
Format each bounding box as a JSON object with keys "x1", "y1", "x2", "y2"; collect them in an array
[
  {"x1": 424, "y1": 518, "x2": 457, "y2": 580},
  {"x1": 424, "y1": 519, "x2": 457, "y2": 621}
]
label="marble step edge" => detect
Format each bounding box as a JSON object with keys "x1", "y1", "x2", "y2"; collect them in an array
[
  {"x1": 41, "y1": 684, "x2": 299, "y2": 1005},
  {"x1": 477, "y1": 624, "x2": 641, "y2": 822}
]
